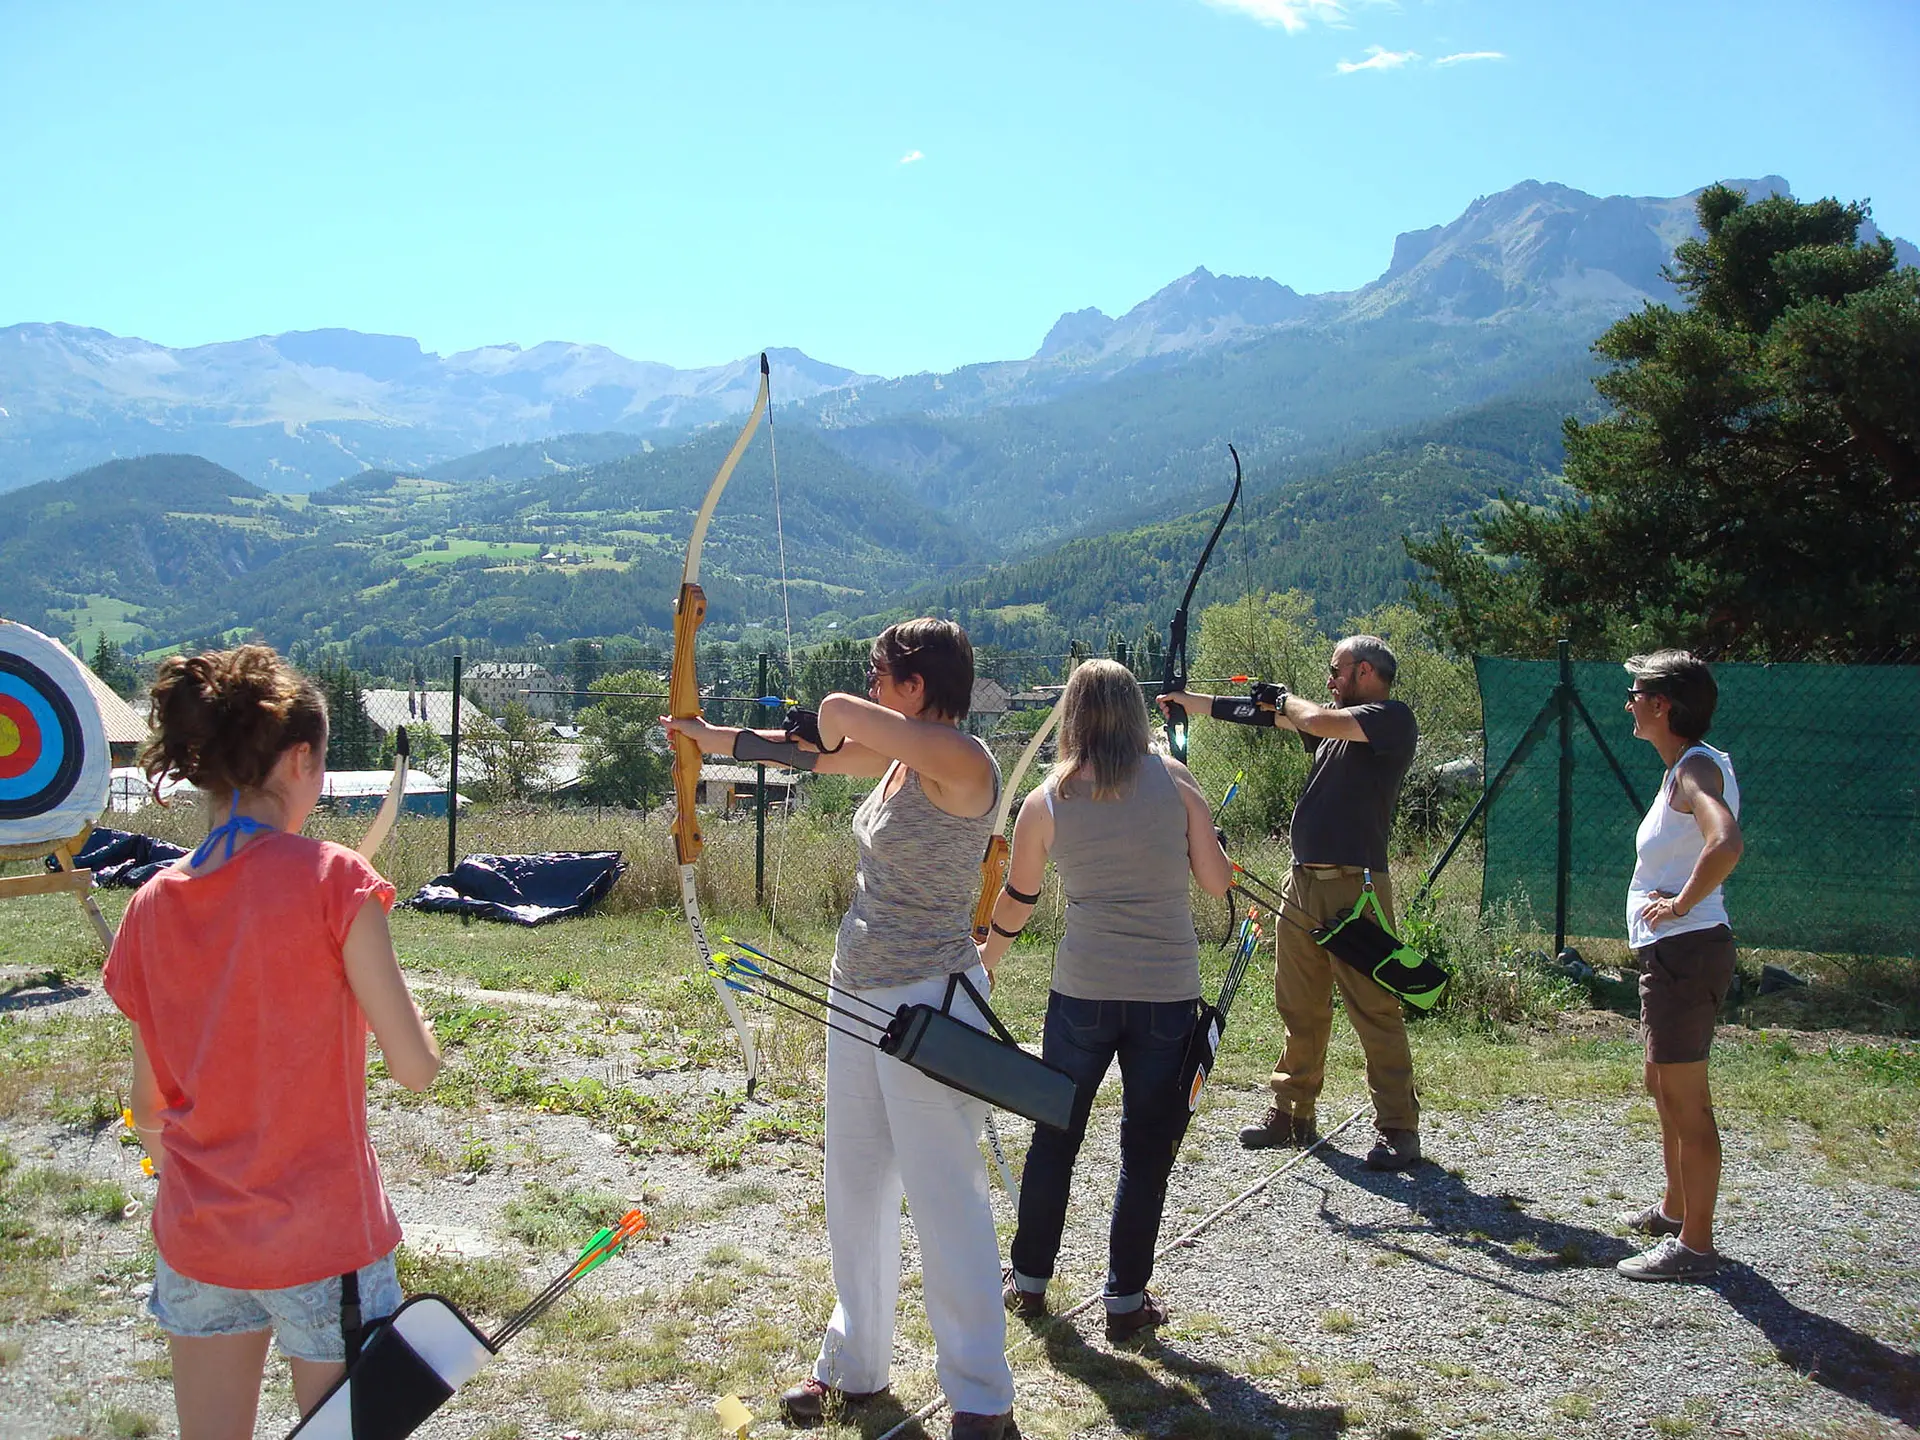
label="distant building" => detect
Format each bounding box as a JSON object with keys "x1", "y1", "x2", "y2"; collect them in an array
[
  {"x1": 1007, "y1": 687, "x2": 1059, "y2": 712},
  {"x1": 965, "y1": 677, "x2": 1011, "y2": 738},
  {"x1": 464, "y1": 662, "x2": 560, "y2": 719},
  {"x1": 699, "y1": 763, "x2": 801, "y2": 811},
  {"x1": 78, "y1": 663, "x2": 151, "y2": 766},
  {"x1": 319, "y1": 770, "x2": 469, "y2": 818},
  {"x1": 362, "y1": 688, "x2": 461, "y2": 741}
]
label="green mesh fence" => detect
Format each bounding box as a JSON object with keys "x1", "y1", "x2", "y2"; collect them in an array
[{"x1": 1476, "y1": 657, "x2": 1920, "y2": 957}]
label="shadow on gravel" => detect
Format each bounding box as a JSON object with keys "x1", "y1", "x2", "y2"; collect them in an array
[
  {"x1": 1036, "y1": 1318, "x2": 1350, "y2": 1439},
  {"x1": 0, "y1": 980, "x2": 91, "y2": 1012},
  {"x1": 1298, "y1": 1148, "x2": 1639, "y2": 1293},
  {"x1": 843, "y1": 1319, "x2": 1351, "y2": 1438},
  {"x1": 1715, "y1": 1263, "x2": 1920, "y2": 1428}
]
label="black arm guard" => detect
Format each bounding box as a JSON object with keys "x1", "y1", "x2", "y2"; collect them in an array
[
  {"x1": 734, "y1": 731, "x2": 819, "y2": 771},
  {"x1": 1210, "y1": 695, "x2": 1273, "y2": 727}
]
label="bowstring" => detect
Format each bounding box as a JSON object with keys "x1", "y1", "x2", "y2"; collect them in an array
[{"x1": 762, "y1": 392, "x2": 801, "y2": 956}]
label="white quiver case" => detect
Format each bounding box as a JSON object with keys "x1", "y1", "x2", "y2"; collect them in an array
[{"x1": 289, "y1": 1296, "x2": 496, "y2": 1440}]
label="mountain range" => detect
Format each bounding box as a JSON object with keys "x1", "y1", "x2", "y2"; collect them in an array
[
  {"x1": 8, "y1": 174, "x2": 1908, "y2": 496},
  {"x1": 4, "y1": 172, "x2": 1913, "y2": 666}
]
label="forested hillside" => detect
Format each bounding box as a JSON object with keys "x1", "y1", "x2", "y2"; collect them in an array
[{"x1": 932, "y1": 376, "x2": 1598, "y2": 651}]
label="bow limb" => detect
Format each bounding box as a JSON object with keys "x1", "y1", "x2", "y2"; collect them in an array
[
  {"x1": 355, "y1": 726, "x2": 410, "y2": 865},
  {"x1": 968, "y1": 680, "x2": 1069, "y2": 1208},
  {"x1": 971, "y1": 677, "x2": 1068, "y2": 943},
  {"x1": 670, "y1": 353, "x2": 771, "y2": 1097},
  {"x1": 1160, "y1": 444, "x2": 1243, "y2": 762}
]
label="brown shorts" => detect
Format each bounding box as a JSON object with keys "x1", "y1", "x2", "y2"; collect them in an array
[{"x1": 1636, "y1": 924, "x2": 1736, "y2": 1065}]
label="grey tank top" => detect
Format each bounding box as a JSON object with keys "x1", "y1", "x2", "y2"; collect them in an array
[
  {"x1": 833, "y1": 745, "x2": 1001, "y2": 989},
  {"x1": 1047, "y1": 756, "x2": 1201, "y2": 1003}
]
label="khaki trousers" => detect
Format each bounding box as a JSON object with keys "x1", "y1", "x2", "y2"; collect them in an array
[{"x1": 1268, "y1": 865, "x2": 1420, "y2": 1132}]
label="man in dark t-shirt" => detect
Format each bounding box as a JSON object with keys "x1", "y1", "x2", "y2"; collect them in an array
[{"x1": 1161, "y1": 634, "x2": 1423, "y2": 1171}]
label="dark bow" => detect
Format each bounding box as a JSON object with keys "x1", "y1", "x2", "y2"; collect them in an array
[{"x1": 1160, "y1": 444, "x2": 1243, "y2": 761}]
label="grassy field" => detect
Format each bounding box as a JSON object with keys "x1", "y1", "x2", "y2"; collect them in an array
[
  {"x1": 401, "y1": 539, "x2": 545, "y2": 568},
  {"x1": 45, "y1": 593, "x2": 147, "y2": 649},
  {"x1": 6, "y1": 805, "x2": 1916, "y2": 1186}
]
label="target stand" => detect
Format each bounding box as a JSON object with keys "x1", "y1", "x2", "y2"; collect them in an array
[{"x1": 0, "y1": 621, "x2": 117, "y2": 951}]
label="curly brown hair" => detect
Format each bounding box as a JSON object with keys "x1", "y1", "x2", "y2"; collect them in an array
[{"x1": 140, "y1": 645, "x2": 328, "y2": 795}]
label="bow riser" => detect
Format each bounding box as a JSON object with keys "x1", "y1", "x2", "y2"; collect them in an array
[{"x1": 669, "y1": 580, "x2": 709, "y2": 867}]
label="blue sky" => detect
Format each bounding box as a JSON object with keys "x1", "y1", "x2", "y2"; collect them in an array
[{"x1": 4, "y1": 0, "x2": 1914, "y2": 376}]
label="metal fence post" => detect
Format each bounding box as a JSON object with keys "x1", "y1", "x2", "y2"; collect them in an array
[
  {"x1": 1554, "y1": 638, "x2": 1573, "y2": 957},
  {"x1": 755, "y1": 651, "x2": 768, "y2": 907},
  {"x1": 448, "y1": 653, "x2": 462, "y2": 875}
]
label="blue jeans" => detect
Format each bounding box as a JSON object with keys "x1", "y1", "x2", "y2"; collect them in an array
[{"x1": 1009, "y1": 993, "x2": 1194, "y2": 1303}]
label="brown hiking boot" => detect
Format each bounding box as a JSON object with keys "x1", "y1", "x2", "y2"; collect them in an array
[
  {"x1": 950, "y1": 1412, "x2": 1020, "y2": 1439},
  {"x1": 1364, "y1": 1128, "x2": 1421, "y2": 1171},
  {"x1": 1002, "y1": 1267, "x2": 1046, "y2": 1318},
  {"x1": 1238, "y1": 1107, "x2": 1318, "y2": 1150},
  {"x1": 777, "y1": 1376, "x2": 890, "y2": 1428},
  {"x1": 1105, "y1": 1291, "x2": 1167, "y2": 1343}
]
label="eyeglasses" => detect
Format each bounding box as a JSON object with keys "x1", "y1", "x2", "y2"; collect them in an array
[
  {"x1": 1626, "y1": 688, "x2": 1659, "y2": 702},
  {"x1": 866, "y1": 662, "x2": 889, "y2": 689}
]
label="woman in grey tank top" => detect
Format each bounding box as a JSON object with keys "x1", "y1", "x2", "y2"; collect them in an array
[
  {"x1": 978, "y1": 659, "x2": 1231, "y2": 1340},
  {"x1": 665, "y1": 619, "x2": 1016, "y2": 1438}
]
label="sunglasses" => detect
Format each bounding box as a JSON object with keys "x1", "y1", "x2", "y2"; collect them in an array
[
  {"x1": 1626, "y1": 688, "x2": 1660, "y2": 702},
  {"x1": 866, "y1": 662, "x2": 888, "y2": 688}
]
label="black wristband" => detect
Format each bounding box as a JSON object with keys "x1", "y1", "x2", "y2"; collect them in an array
[
  {"x1": 782, "y1": 707, "x2": 844, "y2": 754},
  {"x1": 990, "y1": 921, "x2": 1024, "y2": 939},
  {"x1": 733, "y1": 731, "x2": 819, "y2": 771},
  {"x1": 1210, "y1": 695, "x2": 1269, "y2": 727},
  {"x1": 1003, "y1": 881, "x2": 1041, "y2": 905}
]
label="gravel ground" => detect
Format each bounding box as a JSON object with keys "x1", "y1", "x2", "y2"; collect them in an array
[{"x1": 3, "y1": 976, "x2": 1916, "y2": 1440}]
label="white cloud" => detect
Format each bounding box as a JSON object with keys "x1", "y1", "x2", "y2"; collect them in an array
[
  {"x1": 1335, "y1": 45, "x2": 1418, "y2": 74},
  {"x1": 899, "y1": 149, "x2": 924, "y2": 165},
  {"x1": 1201, "y1": 0, "x2": 1348, "y2": 34},
  {"x1": 1434, "y1": 50, "x2": 1506, "y2": 66}
]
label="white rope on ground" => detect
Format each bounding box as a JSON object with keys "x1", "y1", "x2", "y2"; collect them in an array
[{"x1": 874, "y1": 1103, "x2": 1370, "y2": 1440}]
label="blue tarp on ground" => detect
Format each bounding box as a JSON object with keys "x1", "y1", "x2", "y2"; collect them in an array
[
  {"x1": 48, "y1": 827, "x2": 189, "y2": 888},
  {"x1": 406, "y1": 851, "x2": 625, "y2": 926}
]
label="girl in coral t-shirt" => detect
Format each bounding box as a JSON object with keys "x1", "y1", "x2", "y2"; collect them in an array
[{"x1": 105, "y1": 646, "x2": 440, "y2": 1440}]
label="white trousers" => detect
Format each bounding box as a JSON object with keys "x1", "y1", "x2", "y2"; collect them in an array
[{"x1": 813, "y1": 965, "x2": 1014, "y2": 1417}]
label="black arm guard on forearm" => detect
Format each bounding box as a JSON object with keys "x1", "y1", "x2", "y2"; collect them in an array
[
  {"x1": 733, "y1": 731, "x2": 820, "y2": 770},
  {"x1": 1210, "y1": 695, "x2": 1275, "y2": 727}
]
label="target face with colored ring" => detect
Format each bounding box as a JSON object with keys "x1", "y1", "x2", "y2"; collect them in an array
[
  {"x1": 0, "y1": 621, "x2": 113, "y2": 848},
  {"x1": 0, "y1": 652, "x2": 86, "y2": 819}
]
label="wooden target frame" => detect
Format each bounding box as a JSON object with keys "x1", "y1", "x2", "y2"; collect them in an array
[{"x1": 0, "y1": 620, "x2": 117, "y2": 951}]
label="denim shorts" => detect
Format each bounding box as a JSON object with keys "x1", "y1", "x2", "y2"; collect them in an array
[{"x1": 149, "y1": 1251, "x2": 402, "y2": 1362}]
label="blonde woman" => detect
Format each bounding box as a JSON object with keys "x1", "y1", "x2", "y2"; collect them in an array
[{"x1": 979, "y1": 660, "x2": 1231, "y2": 1340}]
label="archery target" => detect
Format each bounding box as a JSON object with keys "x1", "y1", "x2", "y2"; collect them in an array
[{"x1": 0, "y1": 621, "x2": 112, "y2": 847}]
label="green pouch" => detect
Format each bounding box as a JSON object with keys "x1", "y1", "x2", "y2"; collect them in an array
[{"x1": 1313, "y1": 875, "x2": 1451, "y2": 1012}]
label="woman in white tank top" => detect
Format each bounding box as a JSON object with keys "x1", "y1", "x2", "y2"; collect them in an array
[{"x1": 1614, "y1": 650, "x2": 1745, "y2": 1285}]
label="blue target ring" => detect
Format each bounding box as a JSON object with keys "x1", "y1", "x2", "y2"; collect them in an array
[{"x1": 0, "y1": 652, "x2": 84, "y2": 821}]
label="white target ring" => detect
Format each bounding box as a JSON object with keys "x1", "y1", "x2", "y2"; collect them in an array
[{"x1": 0, "y1": 621, "x2": 113, "y2": 848}]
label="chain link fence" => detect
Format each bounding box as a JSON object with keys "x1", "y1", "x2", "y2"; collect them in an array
[{"x1": 295, "y1": 638, "x2": 1920, "y2": 960}]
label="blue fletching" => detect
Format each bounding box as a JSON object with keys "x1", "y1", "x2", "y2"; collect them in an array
[{"x1": 724, "y1": 935, "x2": 780, "y2": 967}]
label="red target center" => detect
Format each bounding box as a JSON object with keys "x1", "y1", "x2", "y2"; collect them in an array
[{"x1": 0, "y1": 693, "x2": 40, "y2": 780}]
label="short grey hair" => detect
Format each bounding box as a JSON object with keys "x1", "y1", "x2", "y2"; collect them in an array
[
  {"x1": 1340, "y1": 634, "x2": 1398, "y2": 686},
  {"x1": 1625, "y1": 650, "x2": 1717, "y2": 740}
]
